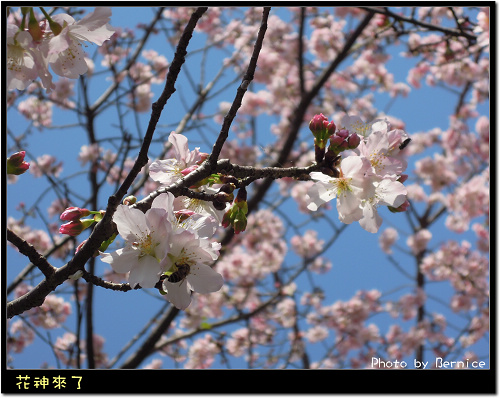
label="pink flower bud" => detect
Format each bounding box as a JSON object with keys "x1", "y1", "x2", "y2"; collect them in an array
[
  {"x1": 398, "y1": 174, "x2": 409, "y2": 184},
  {"x1": 60, "y1": 207, "x2": 91, "y2": 221},
  {"x1": 336, "y1": 129, "x2": 350, "y2": 139},
  {"x1": 181, "y1": 164, "x2": 199, "y2": 176},
  {"x1": 329, "y1": 135, "x2": 345, "y2": 147},
  {"x1": 310, "y1": 114, "x2": 338, "y2": 154},
  {"x1": 59, "y1": 221, "x2": 85, "y2": 236},
  {"x1": 309, "y1": 113, "x2": 328, "y2": 135},
  {"x1": 325, "y1": 120, "x2": 336, "y2": 135},
  {"x1": 221, "y1": 187, "x2": 248, "y2": 233},
  {"x1": 197, "y1": 152, "x2": 209, "y2": 164},
  {"x1": 338, "y1": 140, "x2": 349, "y2": 151},
  {"x1": 388, "y1": 200, "x2": 410, "y2": 213},
  {"x1": 347, "y1": 133, "x2": 361, "y2": 149},
  {"x1": 7, "y1": 151, "x2": 30, "y2": 175},
  {"x1": 59, "y1": 219, "x2": 95, "y2": 236}
]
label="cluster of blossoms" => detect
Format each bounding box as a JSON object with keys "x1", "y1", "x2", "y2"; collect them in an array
[
  {"x1": 54, "y1": 332, "x2": 108, "y2": 368},
  {"x1": 306, "y1": 113, "x2": 410, "y2": 233},
  {"x1": 99, "y1": 192, "x2": 224, "y2": 310},
  {"x1": 12, "y1": 284, "x2": 71, "y2": 332},
  {"x1": 55, "y1": 114, "x2": 411, "y2": 310},
  {"x1": 6, "y1": 6, "x2": 488, "y2": 370},
  {"x1": 7, "y1": 7, "x2": 115, "y2": 92},
  {"x1": 60, "y1": 131, "x2": 259, "y2": 310}
]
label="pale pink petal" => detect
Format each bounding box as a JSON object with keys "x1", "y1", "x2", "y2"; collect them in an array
[
  {"x1": 113, "y1": 205, "x2": 149, "y2": 242},
  {"x1": 168, "y1": 132, "x2": 189, "y2": 163},
  {"x1": 129, "y1": 256, "x2": 162, "y2": 288},
  {"x1": 148, "y1": 159, "x2": 180, "y2": 185},
  {"x1": 377, "y1": 180, "x2": 407, "y2": 207},
  {"x1": 162, "y1": 281, "x2": 192, "y2": 310},
  {"x1": 72, "y1": 7, "x2": 114, "y2": 45},
  {"x1": 100, "y1": 247, "x2": 137, "y2": 274},
  {"x1": 359, "y1": 203, "x2": 383, "y2": 233},
  {"x1": 187, "y1": 264, "x2": 224, "y2": 294}
]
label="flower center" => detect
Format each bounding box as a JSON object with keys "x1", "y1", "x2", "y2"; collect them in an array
[
  {"x1": 332, "y1": 177, "x2": 352, "y2": 196},
  {"x1": 369, "y1": 150, "x2": 387, "y2": 175},
  {"x1": 7, "y1": 45, "x2": 25, "y2": 72},
  {"x1": 134, "y1": 234, "x2": 158, "y2": 258},
  {"x1": 350, "y1": 120, "x2": 371, "y2": 137}
]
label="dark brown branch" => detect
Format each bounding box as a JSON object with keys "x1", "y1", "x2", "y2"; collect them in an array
[
  {"x1": 80, "y1": 269, "x2": 137, "y2": 292},
  {"x1": 207, "y1": 7, "x2": 271, "y2": 168},
  {"x1": 7, "y1": 228, "x2": 57, "y2": 279},
  {"x1": 359, "y1": 6, "x2": 477, "y2": 43},
  {"x1": 7, "y1": 235, "x2": 73, "y2": 295},
  {"x1": 116, "y1": 8, "x2": 272, "y2": 369},
  {"x1": 6, "y1": 8, "x2": 208, "y2": 320},
  {"x1": 247, "y1": 10, "x2": 376, "y2": 213},
  {"x1": 119, "y1": 305, "x2": 180, "y2": 369}
]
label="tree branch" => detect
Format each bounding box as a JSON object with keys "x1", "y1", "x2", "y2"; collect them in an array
[
  {"x1": 6, "y1": 7, "x2": 208, "y2": 320},
  {"x1": 7, "y1": 228, "x2": 57, "y2": 279},
  {"x1": 207, "y1": 7, "x2": 271, "y2": 168},
  {"x1": 359, "y1": 6, "x2": 477, "y2": 43}
]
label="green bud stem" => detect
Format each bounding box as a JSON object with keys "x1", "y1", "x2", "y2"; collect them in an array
[{"x1": 39, "y1": 7, "x2": 63, "y2": 35}]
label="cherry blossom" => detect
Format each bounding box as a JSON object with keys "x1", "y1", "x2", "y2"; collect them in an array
[
  {"x1": 47, "y1": 7, "x2": 115, "y2": 79},
  {"x1": 6, "y1": 24, "x2": 39, "y2": 91},
  {"x1": 149, "y1": 132, "x2": 204, "y2": 187},
  {"x1": 7, "y1": 151, "x2": 30, "y2": 176},
  {"x1": 379, "y1": 227, "x2": 399, "y2": 254},
  {"x1": 6, "y1": 6, "x2": 489, "y2": 373},
  {"x1": 8, "y1": 319, "x2": 35, "y2": 354},
  {"x1": 357, "y1": 130, "x2": 408, "y2": 178},
  {"x1": 17, "y1": 96, "x2": 53, "y2": 128},
  {"x1": 161, "y1": 229, "x2": 223, "y2": 310},
  {"x1": 358, "y1": 177, "x2": 408, "y2": 233},
  {"x1": 307, "y1": 156, "x2": 372, "y2": 224},
  {"x1": 406, "y1": 229, "x2": 432, "y2": 255},
  {"x1": 100, "y1": 203, "x2": 173, "y2": 288}
]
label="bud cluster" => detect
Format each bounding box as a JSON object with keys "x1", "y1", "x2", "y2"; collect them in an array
[
  {"x1": 222, "y1": 186, "x2": 248, "y2": 234},
  {"x1": 309, "y1": 114, "x2": 361, "y2": 176},
  {"x1": 59, "y1": 207, "x2": 102, "y2": 237},
  {"x1": 214, "y1": 182, "x2": 236, "y2": 210},
  {"x1": 309, "y1": 113, "x2": 336, "y2": 163}
]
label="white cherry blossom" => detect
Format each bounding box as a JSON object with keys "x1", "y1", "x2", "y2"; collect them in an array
[
  {"x1": 307, "y1": 156, "x2": 373, "y2": 225},
  {"x1": 149, "y1": 132, "x2": 204, "y2": 187},
  {"x1": 48, "y1": 7, "x2": 115, "y2": 78},
  {"x1": 100, "y1": 204, "x2": 172, "y2": 288},
  {"x1": 161, "y1": 229, "x2": 223, "y2": 310},
  {"x1": 358, "y1": 178, "x2": 408, "y2": 233},
  {"x1": 7, "y1": 25, "x2": 40, "y2": 91}
]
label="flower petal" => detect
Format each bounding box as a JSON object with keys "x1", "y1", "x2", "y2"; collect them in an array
[
  {"x1": 100, "y1": 247, "x2": 137, "y2": 274},
  {"x1": 148, "y1": 159, "x2": 180, "y2": 186},
  {"x1": 128, "y1": 255, "x2": 162, "y2": 289},
  {"x1": 113, "y1": 205, "x2": 149, "y2": 242},
  {"x1": 162, "y1": 281, "x2": 192, "y2": 310},
  {"x1": 187, "y1": 264, "x2": 224, "y2": 294},
  {"x1": 359, "y1": 203, "x2": 382, "y2": 233},
  {"x1": 168, "y1": 132, "x2": 189, "y2": 164}
]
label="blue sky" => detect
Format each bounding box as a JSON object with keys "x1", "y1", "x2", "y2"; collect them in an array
[{"x1": 6, "y1": 6, "x2": 489, "y2": 369}]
